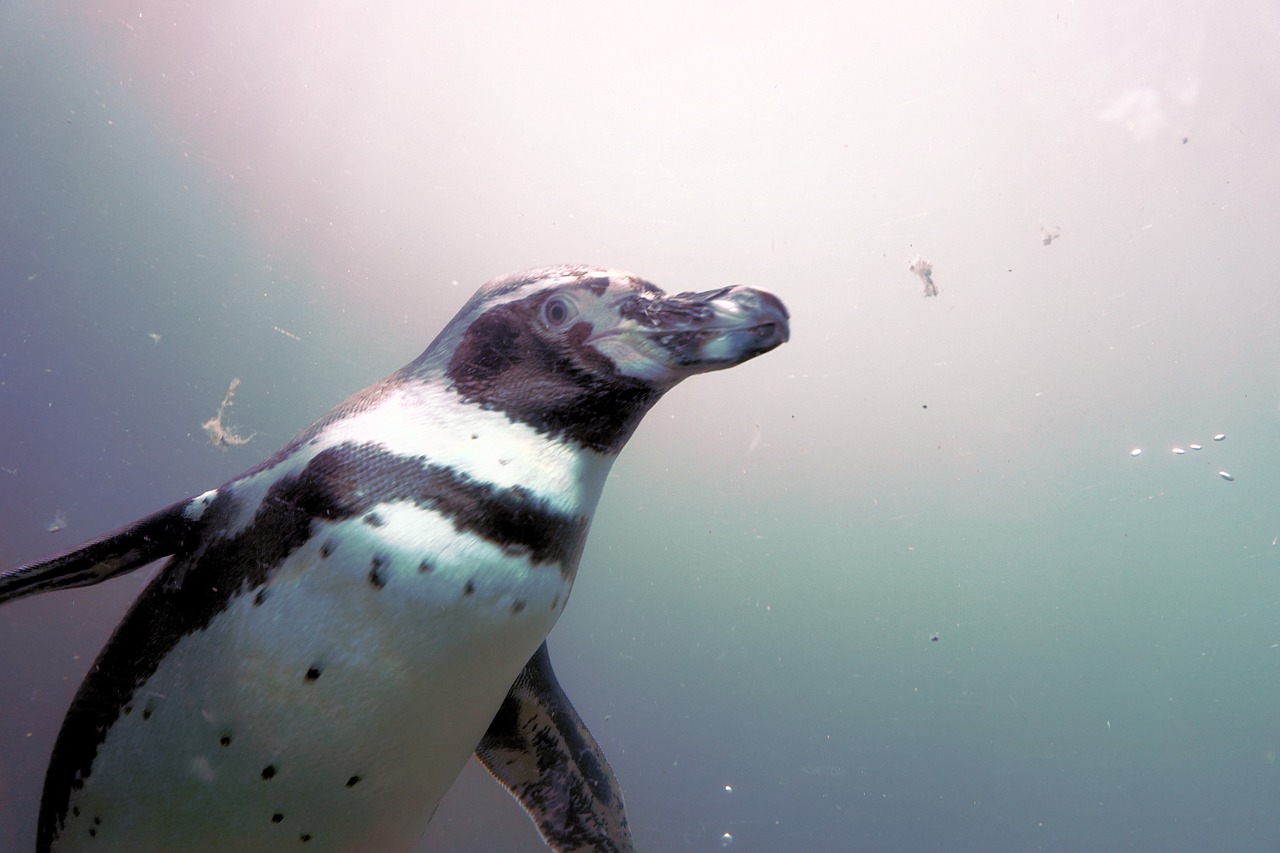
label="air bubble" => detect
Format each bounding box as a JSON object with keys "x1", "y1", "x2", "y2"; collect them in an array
[{"x1": 721, "y1": 832, "x2": 734, "y2": 847}]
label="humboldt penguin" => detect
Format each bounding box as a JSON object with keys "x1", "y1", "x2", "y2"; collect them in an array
[{"x1": 0, "y1": 265, "x2": 789, "y2": 852}]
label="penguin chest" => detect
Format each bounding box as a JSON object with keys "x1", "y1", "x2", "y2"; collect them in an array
[{"x1": 56, "y1": 501, "x2": 573, "y2": 852}]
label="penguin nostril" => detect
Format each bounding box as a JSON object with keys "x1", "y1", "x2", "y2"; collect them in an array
[{"x1": 751, "y1": 320, "x2": 789, "y2": 347}]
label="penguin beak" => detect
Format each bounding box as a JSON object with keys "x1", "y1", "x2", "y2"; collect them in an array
[
  {"x1": 595, "y1": 286, "x2": 790, "y2": 383},
  {"x1": 665, "y1": 286, "x2": 790, "y2": 369}
]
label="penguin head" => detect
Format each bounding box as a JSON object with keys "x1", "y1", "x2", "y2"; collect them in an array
[{"x1": 430, "y1": 266, "x2": 789, "y2": 452}]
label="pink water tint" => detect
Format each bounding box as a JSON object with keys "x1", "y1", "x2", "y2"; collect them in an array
[{"x1": 68, "y1": 1, "x2": 451, "y2": 305}]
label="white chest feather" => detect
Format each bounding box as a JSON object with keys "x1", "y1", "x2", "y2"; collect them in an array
[
  {"x1": 50, "y1": 378, "x2": 616, "y2": 852},
  {"x1": 60, "y1": 500, "x2": 573, "y2": 852}
]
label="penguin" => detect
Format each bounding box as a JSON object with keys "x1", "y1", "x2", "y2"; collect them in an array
[{"x1": 0, "y1": 265, "x2": 789, "y2": 853}]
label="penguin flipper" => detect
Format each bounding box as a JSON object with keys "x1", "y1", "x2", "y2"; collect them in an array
[
  {"x1": 476, "y1": 641, "x2": 636, "y2": 853},
  {"x1": 0, "y1": 495, "x2": 205, "y2": 605}
]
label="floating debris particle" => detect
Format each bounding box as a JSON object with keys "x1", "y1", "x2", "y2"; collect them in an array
[
  {"x1": 1219, "y1": 471, "x2": 1234, "y2": 481},
  {"x1": 1214, "y1": 433, "x2": 1226, "y2": 441},
  {"x1": 46, "y1": 510, "x2": 68, "y2": 533},
  {"x1": 1041, "y1": 225, "x2": 1062, "y2": 246},
  {"x1": 1172, "y1": 447, "x2": 1185, "y2": 454},
  {"x1": 147, "y1": 332, "x2": 161, "y2": 346},
  {"x1": 908, "y1": 255, "x2": 938, "y2": 297},
  {"x1": 202, "y1": 378, "x2": 255, "y2": 450},
  {"x1": 273, "y1": 325, "x2": 302, "y2": 342},
  {"x1": 1189, "y1": 444, "x2": 1202, "y2": 450},
  {"x1": 1130, "y1": 448, "x2": 1143, "y2": 457}
]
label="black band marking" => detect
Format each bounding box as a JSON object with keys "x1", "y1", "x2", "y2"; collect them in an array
[
  {"x1": 41, "y1": 441, "x2": 587, "y2": 847},
  {"x1": 445, "y1": 298, "x2": 661, "y2": 454},
  {"x1": 291, "y1": 442, "x2": 590, "y2": 568}
]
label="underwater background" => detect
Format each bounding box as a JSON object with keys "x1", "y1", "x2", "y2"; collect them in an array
[{"x1": 2, "y1": 0, "x2": 1278, "y2": 850}]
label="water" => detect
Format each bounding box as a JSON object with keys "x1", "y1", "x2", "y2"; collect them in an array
[{"x1": 2, "y1": 1, "x2": 1279, "y2": 850}]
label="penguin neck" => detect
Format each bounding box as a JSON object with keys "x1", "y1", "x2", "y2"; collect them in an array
[{"x1": 386, "y1": 377, "x2": 620, "y2": 521}]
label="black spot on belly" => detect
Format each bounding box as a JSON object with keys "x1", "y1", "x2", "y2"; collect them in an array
[
  {"x1": 219, "y1": 733, "x2": 233, "y2": 747},
  {"x1": 418, "y1": 559, "x2": 433, "y2": 574},
  {"x1": 369, "y1": 556, "x2": 388, "y2": 589},
  {"x1": 36, "y1": 439, "x2": 591, "y2": 840},
  {"x1": 300, "y1": 833, "x2": 312, "y2": 843},
  {"x1": 463, "y1": 579, "x2": 475, "y2": 596},
  {"x1": 253, "y1": 588, "x2": 268, "y2": 606},
  {"x1": 310, "y1": 443, "x2": 587, "y2": 568},
  {"x1": 304, "y1": 665, "x2": 322, "y2": 682},
  {"x1": 272, "y1": 813, "x2": 284, "y2": 823},
  {"x1": 345, "y1": 774, "x2": 362, "y2": 788},
  {"x1": 510, "y1": 599, "x2": 526, "y2": 614},
  {"x1": 363, "y1": 511, "x2": 384, "y2": 527},
  {"x1": 261, "y1": 764, "x2": 277, "y2": 780}
]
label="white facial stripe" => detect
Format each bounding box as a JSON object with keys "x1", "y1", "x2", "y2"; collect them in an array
[
  {"x1": 479, "y1": 274, "x2": 587, "y2": 310},
  {"x1": 475, "y1": 269, "x2": 641, "y2": 313}
]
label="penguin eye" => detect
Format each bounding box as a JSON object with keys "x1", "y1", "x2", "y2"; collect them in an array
[{"x1": 539, "y1": 295, "x2": 577, "y2": 329}]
